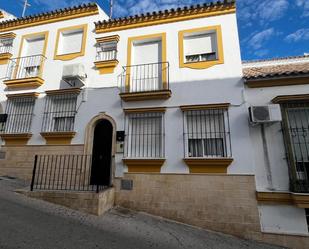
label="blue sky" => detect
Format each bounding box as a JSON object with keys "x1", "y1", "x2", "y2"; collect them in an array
[{"x1": 1, "y1": 0, "x2": 308, "y2": 61}]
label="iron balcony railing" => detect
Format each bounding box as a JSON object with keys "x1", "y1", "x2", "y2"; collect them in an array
[
  {"x1": 118, "y1": 62, "x2": 169, "y2": 93},
  {"x1": 95, "y1": 49, "x2": 117, "y2": 62},
  {"x1": 31, "y1": 154, "x2": 108, "y2": 193},
  {"x1": 0, "y1": 44, "x2": 12, "y2": 54},
  {"x1": 6, "y1": 54, "x2": 46, "y2": 80}
]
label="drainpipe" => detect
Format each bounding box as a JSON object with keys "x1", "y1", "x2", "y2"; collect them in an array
[{"x1": 261, "y1": 123, "x2": 274, "y2": 190}]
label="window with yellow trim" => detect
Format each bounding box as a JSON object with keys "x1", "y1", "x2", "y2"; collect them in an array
[
  {"x1": 178, "y1": 26, "x2": 224, "y2": 69},
  {"x1": 54, "y1": 24, "x2": 87, "y2": 61}
]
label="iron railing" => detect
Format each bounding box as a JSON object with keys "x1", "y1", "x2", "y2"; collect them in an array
[
  {"x1": 31, "y1": 154, "x2": 108, "y2": 192},
  {"x1": 118, "y1": 62, "x2": 169, "y2": 93},
  {"x1": 41, "y1": 93, "x2": 78, "y2": 133},
  {"x1": 96, "y1": 49, "x2": 117, "y2": 61},
  {"x1": 6, "y1": 54, "x2": 46, "y2": 80},
  {"x1": 0, "y1": 39, "x2": 13, "y2": 54},
  {"x1": 0, "y1": 97, "x2": 36, "y2": 134},
  {"x1": 124, "y1": 112, "x2": 165, "y2": 158},
  {"x1": 281, "y1": 102, "x2": 309, "y2": 193},
  {"x1": 183, "y1": 108, "x2": 232, "y2": 158}
]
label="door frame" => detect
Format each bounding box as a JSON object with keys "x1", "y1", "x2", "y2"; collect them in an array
[{"x1": 84, "y1": 112, "x2": 117, "y2": 184}]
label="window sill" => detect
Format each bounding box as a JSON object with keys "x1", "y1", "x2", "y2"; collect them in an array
[
  {"x1": 183, "y1": 157, "x2": 233, "y2": 173},
  {"x1": 54, "y1": 51, "x2": 84, "y2": 61},
  {"x1": 123, "y1": 158, "x2": 165, "y2": 173},
  {"x1": 181, "y1": 59, "x2": 223, "y2": 69},
  {"x1": 3, "y1": 77, "x2": 44, "y2": 89},
  {"x1": 0, "y1": 133, "x2": 32, "y2": 146},
  {"x1": 40, "y1": 131, "x2": 76, "y2": 145},
  {"x1": 0, "y1": 52, "x2": 12, "y2": 65},
  {"x1": 119, "y1": 90, "x2": 171, "y2": 102},
  {"x1": 256, "y1": 191, "x2": 309, "y2": 208},
  {"x1": 94, "y1": 59, "x2": 118, "y2": 74}
]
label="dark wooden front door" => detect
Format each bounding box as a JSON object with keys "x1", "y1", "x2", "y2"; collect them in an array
[{"x1": 90, "y1": 119, "x2": 113, "y2": 186}]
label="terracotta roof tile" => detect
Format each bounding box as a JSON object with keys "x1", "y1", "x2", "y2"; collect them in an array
[{"x1": 243, "y1": 62, "x2": 309, "y2": 80}]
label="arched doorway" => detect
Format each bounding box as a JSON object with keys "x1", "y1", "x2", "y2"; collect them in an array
[{"x1": 90, "y1": 119, "x2": 113, "y2": 186}]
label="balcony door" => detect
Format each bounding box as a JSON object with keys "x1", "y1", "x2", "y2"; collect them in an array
[
  {"x1": 131, "y1": 39, "x2": 162, "y2": 92},
  {"x1": 16, "y1": 34, "x2": 46, "y2": 79}
]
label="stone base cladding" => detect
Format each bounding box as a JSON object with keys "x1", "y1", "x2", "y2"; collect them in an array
[
  {"x1": 0, "y1": 145, "x2": 84, "y2": 181},
  {"x1": 115, "y1": 173, "x2": 309, "y2": 249},
  {"x1": 23, "y1": 188, "x2": 115, "y2": 215}
]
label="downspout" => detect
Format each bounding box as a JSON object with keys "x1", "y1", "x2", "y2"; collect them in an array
[{"x1": 261, "y1": 123, "x2": 274, "y2": 190}]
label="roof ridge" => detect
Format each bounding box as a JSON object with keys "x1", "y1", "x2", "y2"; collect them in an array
[
  {"x1": 242, "y1": 54, "x2": 309, "y2": 64},
  {"x1": 95, "y1": 0, "x2": 235, "y2": 28},
  {"x1": 0, "y1": 2, "x2": 97, "y2": 25}
]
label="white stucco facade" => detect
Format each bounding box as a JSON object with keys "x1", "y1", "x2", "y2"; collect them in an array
[{"x1": 0, "y1": 2, "x2": 308, "y2": 243}]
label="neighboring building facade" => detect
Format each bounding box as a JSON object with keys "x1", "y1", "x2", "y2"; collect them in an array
[
  {"x1": 0, "y1": 1, "x2": 308, "y2": 248},
  {"x1": 244, "y1": 55, "x2": 309, "y2": 238}
]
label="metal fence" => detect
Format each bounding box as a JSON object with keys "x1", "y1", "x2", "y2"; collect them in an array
[
  {"x1": 118, "y1": 62, "x2": 169, "y2": 93},
  {"x1": 183, "y1": 108, "x2": 232, "y2": 158},
  {"x1": 31, "y1": 154, "x2": 107, "y2": 192},
  {"x1": 6, "y1": 54, "x2": 46, "y2": 80},
  {"x1": 281, "y1": 102, "x2": 309, "y2": 193},
  {"x1": 124, "y1": 112, "x2": 165, "y2": 158},
  {"x1": 41, "y1": 93, "x2": 78, "y2": 132},
  {"x1": 1, "y1": 97, "x2": 36, "y2": 133}
]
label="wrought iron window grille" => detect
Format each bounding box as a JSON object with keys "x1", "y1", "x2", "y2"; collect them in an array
[
  {"x1": 124, "y1": 112, "x2": 165, "y2": 158},
  {"x1": 183, "y1": 108, "x2": 232, "y2": 158}
]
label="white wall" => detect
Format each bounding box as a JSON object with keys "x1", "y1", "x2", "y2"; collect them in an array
[{"x1": 259, "y1": 204, "x2": 308, "y2": 235}]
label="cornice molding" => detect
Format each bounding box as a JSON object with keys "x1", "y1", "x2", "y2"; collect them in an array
[
  {"x1": 95, "y1": 1, "x2": 236, "y2": 33},
  {"x1": 0, "y1": 3, "x2": 98, "y2": 32}
]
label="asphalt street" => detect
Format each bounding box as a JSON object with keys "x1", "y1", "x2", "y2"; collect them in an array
[{"x1": 0, "y1": 176, "x2": 285, "y2": 249}]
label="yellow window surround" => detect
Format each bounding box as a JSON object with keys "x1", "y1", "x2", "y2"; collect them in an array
[
  {"x1": 3, "y1": 31, "x2": 49, "y2": 89},
  {"x1": 126, "y1": 32, "x2": 167, "y2": 91},
  {"x1": 94, "y1": 35, "x2": 120, "y2": 74},
  {"x1": 54, "y1": 24, "x2": 88, "y2": 61},
  {"x1": 0, "y1": 33, "x2": 16, "y2": 64},
  {"x1": 178, "y1": 25, "x2": 224, "y2": 70}
]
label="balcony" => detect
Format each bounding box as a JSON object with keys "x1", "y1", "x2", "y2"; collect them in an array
[
  {"x1": 0, "y1": 43, "x2": 13, "y2": 65},
  {"x1": 94, "y1": 49, "x2": 118, "y2": 74},
  {"x1": 3, "y1": 54, "x2": 46, "y2": 89},
  {"x1": 118, "y1": 62, "x2": 171, "y2": 101}
]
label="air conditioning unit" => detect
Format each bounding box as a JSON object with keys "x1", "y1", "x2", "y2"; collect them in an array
[
  {"x1": 62, "y1": 64, "x2": 86, "y2": 87},
  {"x1": 249, "y1": 104, "x2": 282, "y2": 123}
]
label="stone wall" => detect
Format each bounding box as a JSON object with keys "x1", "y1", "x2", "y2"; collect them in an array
[
  {"x1": 114, "y1": 173, "x2": 309, "y2": 249},
  {"x1": 0, "y1": 145, "x2": 84, "y2": 181},
  {"x1": 24, "y1": 187, "x2": 115, "y2": 216}
]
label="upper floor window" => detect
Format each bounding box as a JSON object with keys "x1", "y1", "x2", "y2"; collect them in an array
[
  {"x1": 54, "y1": 24, "x2": 87, "y2": 61},
  {"x1": 1, "y1": 94, "x2": 37, "y2": 134},
  {"x1": 178, "y1": 25, "x2": 224, "y2": 69},
  {"x1": 182, "y1": 105, "x2": 232, "y2": 158},
  {"x1": 41, "y1": 90, "x2": 80, "y2": 133},
  {"x1": 124, "y1": 109, "x2": 165, "y2": 158},
  {"x1": 95, "y1": 35, "x2": 119, "y2": 62}
]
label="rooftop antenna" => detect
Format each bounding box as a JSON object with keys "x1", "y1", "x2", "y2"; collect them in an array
[
  {"x1": 22, "y1": 0, "x2": 31, "y2": 17},
  {"x1": 109, "y1": 0, "x2": 113, "y2": 19}
]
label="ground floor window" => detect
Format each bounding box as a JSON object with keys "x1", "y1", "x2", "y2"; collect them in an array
[
  {"x1": 41, "y1": 92, "x2": 78, "y2": 132},
  {"x1": 124, "y1": 111, "x2": 165, "y2": 158},
  {"x1": 281, "y1": 102, "x2": 309, "y2": 192},
  {"x1": 2, "y1": 96, "x2": 36, "y2": 133},
  {"x1": 183, "y1": 107, "x2": 232, "y2": 158}
]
